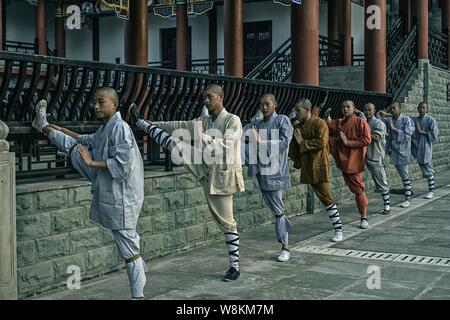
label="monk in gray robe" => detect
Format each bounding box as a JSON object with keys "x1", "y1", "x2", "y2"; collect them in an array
[
  {"x1": 411, "y1": 102, "x2": 439, "y2": 199},
  {"x1": 243, "y1": 93, "x2": 293, "y2": 262},
  {"x1": 32, "y1": 87, "x2": 147, "y2": 299}
]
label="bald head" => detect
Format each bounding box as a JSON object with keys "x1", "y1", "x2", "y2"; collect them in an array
[
  {"x1": 341, "y1": 100, "x2": 355, "y2": 118},
  {"x1": 204, "y1": 84, "x2": 224, "y2": 99},
  {"x1": 96, "y1": 87, "x2": 119, "y2": 107},
  {"x1": 363, "y1": 103, "x2": 376, "y2": 119}
]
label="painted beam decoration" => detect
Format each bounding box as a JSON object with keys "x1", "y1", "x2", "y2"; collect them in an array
[
  {"x1": 153, "y1": 0, "x2": 213, "y2": 19},
  {"x1": 95, "y1": 0, "x2": 130, "y2": 20},
  {"x1": 273, "y1": 0, "x2": 302, "y2": 6}
]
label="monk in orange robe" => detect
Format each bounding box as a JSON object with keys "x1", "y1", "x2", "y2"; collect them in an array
[{"x1": 326, "y1": 100, "x2": 372, "y2": 229}]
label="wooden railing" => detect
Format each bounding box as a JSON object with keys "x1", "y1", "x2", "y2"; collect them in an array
[{"x1": 0, "y1": 51, "x2": 392, "y2": 180}]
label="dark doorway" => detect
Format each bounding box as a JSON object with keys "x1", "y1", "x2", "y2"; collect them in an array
[
  {"x1": 160, "y1": 27, "x2": 192, "y2": 69},
  {"x1": 243, "y1": 21, "x2": 272, "y2": 75}
]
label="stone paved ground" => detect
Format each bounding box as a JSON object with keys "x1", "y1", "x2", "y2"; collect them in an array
[{"x1": 30, "y1": 171, "x2": 450, "y2": 300}]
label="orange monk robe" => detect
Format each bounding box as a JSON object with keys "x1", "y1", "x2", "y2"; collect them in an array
[{"x1": 326, "y1": 114, "x2": 371, "y2": 174}]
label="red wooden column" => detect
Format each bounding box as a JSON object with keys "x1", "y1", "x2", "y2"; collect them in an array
[
  {"x1": 364, "y1": 0, "x2": 387, "y2": 93},
  {"x1": 36, "y1": 0, "x2": 47, "y2": 55},
  {"x1": 176, "y1": 2, "x2": 188, "y2": 71},
  {"x1": 338, "y1": 0, "x2": 352, "y2": 66},
  {"x1": 412, "y1": 0, "x2": 429, "y2": 60},
  {"x1": 0, "y1": 0, "x2": 5, "y2": 51},
  {"x1": 208, "y1": 5, "x2": 217, "y2": 74},
  {"x1": 291, "y1": 0, "x2": 319, "y2": 85},
  {"x1": 54, "y1": 1, "x2": 65, "y2": 57},
  {"x1": 124, "y1": 0, "x2": 148, "y2": 66},
  {"x1": 224, "y1": 0, "x2": 243, "y2": 77},
  {"x1": 400, "y1": 0, "x2": 412, "y2": 32}
]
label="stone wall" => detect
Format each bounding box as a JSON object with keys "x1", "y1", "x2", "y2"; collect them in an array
[{"x1": 15, "y1": 62, "x2": 450, "y2": 298}]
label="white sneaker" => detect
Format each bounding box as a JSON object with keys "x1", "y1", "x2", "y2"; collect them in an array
[
  {"x1": 425, "y1": 192, "x2": 434, "y2": 199},
  {"x1": 331, "y1": 231, "x2": 344, "y2": 242},
  {"x1": 32, "y1": 100, "x2": 49, "y2": 132},
  {"x1": 276, "y1": 250, "x2": 290, "y2": 262},
  {"x1": 360, "y1": 219, "x2": 370, "y2": 229},
  {"x1": 399, "y1": 200, "x2": 410, "y2": 208}
]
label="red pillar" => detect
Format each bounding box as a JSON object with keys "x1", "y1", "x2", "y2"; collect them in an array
[
  {"x1": 400, "y1": 0, "x2": 412, "y2": 32},
  {"x1": 36, "y1": 0, "x2": 47, "y2": 55},
  {"x1": 328, "y1": 0, "x2": 339, "y2": 41},
  {"x1": 208, "y1": 5, "x2": 217, "y2": 74},
  {"x1": 338, "y1": 0, "x2": 352, "y2": 66},
  {"x1": 176, "y1": 3, "x2": 188, "y2": 71},
  {"x1": 412, "y1": 0, "x2": 429, "y2": 60},
  {"x1": 365, "y1": 0, "x2": 387, "y2": 93},
  {"x1": 124, "y1": 0, "x2": 148, "y2": 66},
  {"x1": 0, "y1": 0, "x2": 5, "y2": 51},
  {"x1": 224, "y1": 0, "x2": 243, "y2": 77},
  {"x1": 54, "y1": 2, "x2": 65, "y2": 57},
  {"x1": 291, "y1": 0, "x2": 319, "y2": 85}
]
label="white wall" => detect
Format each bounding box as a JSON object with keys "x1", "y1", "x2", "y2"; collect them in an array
[
  {"x1": 5, "y1": 1, "x2": 367, "y2": 63},
  {"x1": 6, "y1": 0, "x2": 54, "y2": 50},
  {"x1": 99, "y1": 16, "x2": 125, "y2": 63}
]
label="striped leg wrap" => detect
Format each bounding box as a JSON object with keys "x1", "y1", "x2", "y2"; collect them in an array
[
  {"x1": 326, "y1": 203, "x2": 343, "y2": 232},
  {"x1": 403, "y1": 178, "x2": 412, "y2": 200},
  {"x1": 381, "y1": 191, "x2": 390, "y2": 208},
  {"x1": 225, "y1": 232, "x2": 239, "y2": 270},
  {"x1": 146, "y1": 125, "x2": 173, "y2": 150},
  {"x1": 428, "y1": 175, "x2": 435, "y2": 192}
]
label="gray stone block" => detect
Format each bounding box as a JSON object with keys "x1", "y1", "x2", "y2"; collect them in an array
[
  {"x1": 176, "y1": 209, "x2": 197, "y2": 227},
  {"x1": 16, "y1": 194, "x2": 35, "y2": 216},
  {"x1": 17, "y1": 213, "x2": 51, "y2": 241},
  {"x1": 163, "y1": 229, "x2": 187, "y2": 250},
  {"x1": 176, "y1": 174, "x2": 198, "y2": 190},
  {"x1": 85, "y1": 246, "x2": 121, "y2": 275},
  {"x1": 18, "y1": 261, "x2": 54, "y2": 294},
  {"x1": 205, "y1": 221, "x2": 222, "y2": 240},
  {"x1": 70, "y1": 227, "x2": 102, "y2": 254},
  {"x1": 137, "y1": 216, "x2": 153, "y2": 236},
  {"x1": 68, "y1": 187, "x2": 91, "y2": 206},
  {"x1": 36, "y1": 234, "x2": 70, "y2": 260},
  {"x1": 196, "y1": 205, "x2": 213, "y2": 222},
  {"x1": 153, "y1": 212, "x2": 176, "y2": 233},
  {"x1": 185, "y1": 188, "x2": 206, "y2": 208},
  {"x1": 237, "y1": 212, "x2": 254, "y2": 230},
  {"x1": 37, "y1": 189, "x2": 67, "y2": 210},
  {"x1": 51, "y1": 207, "x2": 86, "y2": 233},
  {"x1": 142, "y1": 195, "x2": 163, "y2": 216},
  {"x1": 153, "y1": 176, "x2": 176, "y2": 193},
  {"x1": 186, "y1": 225, "x2": 205, "y2": 243},
  {"x1": 144, "y1": 178, "x2": 152, "y2": 194},
  {"x1": 100, "y1": 227, "x2": 115, "y2": 244},
  {"x1": 17, "y1": 240, "x2": 35, "y2": 268},
  {"x1": 52, "y1": 253, "x2": 86, "y2": 283},
  {"x1": 163, "y1": 191, "x2": 185, "y2": 211},
  {"x1": 254, "y1": 208, "x2": 271, "y2": 225},
  {"x1": 141, "y1": 234, "x2": 164, "y2": 258},
  {"x1": 233, "y1": 196, "x2": 247, "y2": 214},
  {"x1": 247, "y1": 194, "x2": 263, "y2": 210}
]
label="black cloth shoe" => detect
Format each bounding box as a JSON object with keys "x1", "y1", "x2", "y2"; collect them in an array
[
  {"x1": 222, "y1": 267, "x2": 240, "y2": 282},
  {"x1": 128, "y1": 103, "x2": 142, "y2": 125}
]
